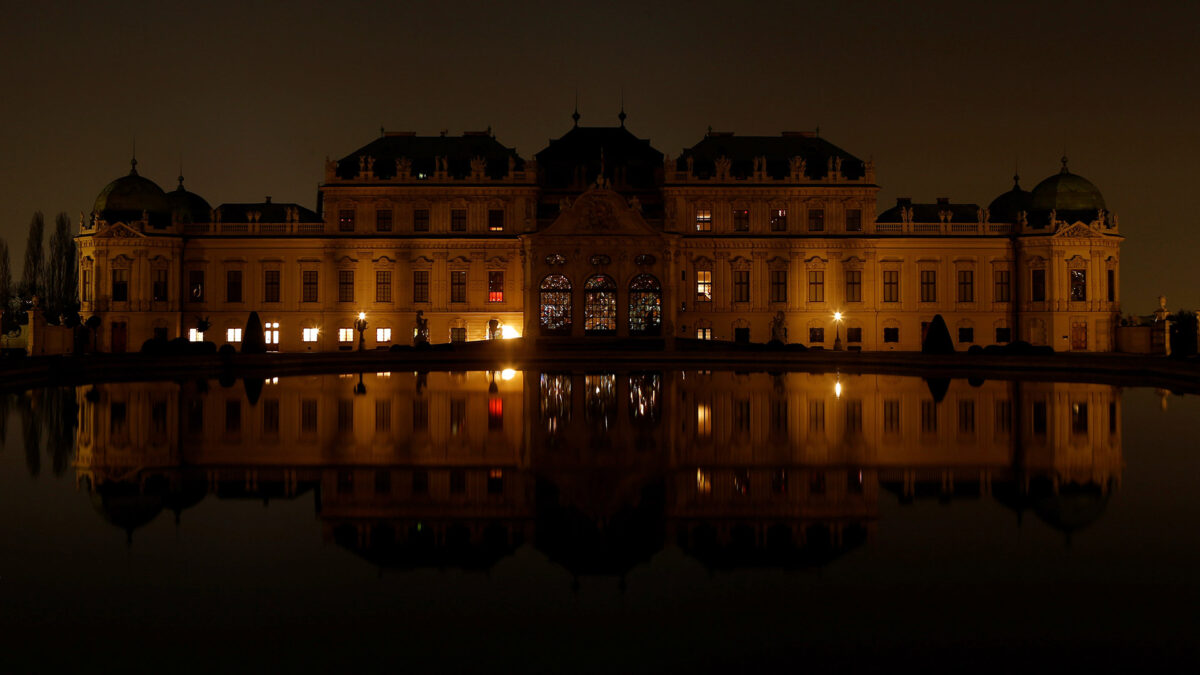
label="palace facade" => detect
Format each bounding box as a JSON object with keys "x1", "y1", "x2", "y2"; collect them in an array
[{"x1": 76, "y1": 117, "x2": 1123, "y2": 352}]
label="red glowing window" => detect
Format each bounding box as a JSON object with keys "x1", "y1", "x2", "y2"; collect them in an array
[
  {"x1": 488, "y1": 271, "x2": 504, "y2": 302},
  {"x1": 488, "y1": 397, "x2": 503, "y2": 429}
]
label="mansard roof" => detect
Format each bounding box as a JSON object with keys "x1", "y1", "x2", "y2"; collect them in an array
[
  {"x1": 535, "y1": 125, "x2": 664, "y2": 191},
  {"x1": 335, "y1": 131, "x2": 524, "y2": 180},
  {"x1": 678, "y1": 131, "x2": 867, "y2": 181},
  {"x1": 876, "y1": 198, "x2": 982, "y2": 223},
  {"x1": 214, "y1": 200, "x2": 322, "y2": 223}
]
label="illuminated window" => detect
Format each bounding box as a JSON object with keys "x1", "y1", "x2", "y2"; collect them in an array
[
  {"x1": 265, "y1": 322, "x2": 279, "y2": 348},
  {"x1": 539, "y1": 274, "x2": 572, "y2": 334},
  {"x1": 450, "y1": 270, "x2": 467, "y2": 303},
  {"x1": 695, "y1": 208, "x2": 712, "y2": 232},
  {"x1": 770, "y1": 208, "x2": 787, "y2": 231},
  {"x1": 628, "y1": 274, "x2": 662, "y2": 335},
  {"x1": 1070, "y1": 269, "x2": 1087, "y2": 301},
  {"x1": 733, "y1": 208, "x2": 750, "y2": 232},
  {"x1": 376, "y1": 327, "x2": 391, "y2": 343},
  {"x1": 488, "y1": 209, "x2": 505, "y2": 232},
  {"x1": 371, "y1": 270, "x2": 390, "y2": 303},
  {"x1": 450, "y1": 208, "x2": 467, "y2": 232},
  {"x1": 302, "y1": 327, "x2": 319, "y2": 343},
  {"x1": 375, "y1": 208, "x2": 392, "y2": 232},
  {"x1": 583, "y1": 275, "x2": 617, "y2": 334},
  {"x1": 188, "y1": 270, "x2": 204, "y2": 302},
  {"x1": 338, "y1": 270, "x2": 354, "y2": 303},
  {"x1": 488, "y1": 271, "x2": 504, "y2": 302},
  {"x1": 413, "y1": 208, "x2": 429, "y2": 232},
  {"x1": 696, "y1": 327, "x2": 712, "y2": 340},
  {"x1": 413, "y1": 270, "x2": 429, "y2": 302},
  {"x1": 338, "y1": 209, "x2": 355, "y2": 232},
  {"x1": 226, "y1": 328, "x2": 242, "y2": 343},
  {"x1": 695, "y1": 270, "x2": 712, "y2": 302},
  {"x1": 188, "y1": 328, "x2": 204, "y2": 342}
]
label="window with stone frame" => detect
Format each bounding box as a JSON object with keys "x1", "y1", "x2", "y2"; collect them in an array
[
  {"x1": 413, "y1": 208, "x2": 430, "y2": 232},
  {"x1": 807, "y1": 208, "x2": 825, "y2": 232},
  {"x1": 264, "y1": 270, "x2": 281, "y2": 303},
  {"x1": 450, "y1": 270, "x2": 467, "y2": 303},
  {"x1": 302, "y1": 270, "x2": 319, "y2": 303},
  {"x1": 733, "y1": 208, "x2": 750, "y2": 232},
  {"x1": 111, "y1": 268, "x2": 129, "y2": 303},
  {"x1": 694, "y1": 207, "x2": 712, "y2": 232},
  {"x1": 845, "y1": 270, "x2": 862, "y2": 302},
  {"x1": 450, "y1": 208, "x2": 467, "y2": 232},
  {"x1": 770, "y1": 270, "x2": 787, "y2": 303},
  {"x1": 338, "y1": 270, "x2": 354, "y2": 303},
  {"x1": 845, "y1": 209, "x2": 863, "y2": 232},
  {"x1": 733, "y1": 270, "x2": 750, "y2": 302},
  {"x1": 188, "y1": 270, "x2": 205, "y2": 302},
  {"x1": 413, "y1": 270, "x2": 430, "y2": 303},
  {"x1": 376, "y1": 208, "x2": 393, "y2": 232},
  {"x1": 957, "y1": 270, "x2": 974, "y2": 303},
  {"x1": 807, "y1": 270, "x2": 824, "y2": 302},
  {"x1": 882, "y1": 270, "x2": 899, "y2": 302},
  {"x1": 920, "y1": 270, "x2": 937, "y2": 302},
  {"x1": 1070, "y1": 269, "x2": 1087, "y2": 301},
  {"x1": 375, "y1": 270, "x2": 392, "y2": 303},
  {"x1": 488, "y1": 209, "x2": 505, "y2": 232},
  {"x1": 994, "y1": 270, "x2": 1011, "y2": 302},
  {"x1": 152, "y1": 269, "x2": 168, "y2": 302},
  {"x1": 1031, "y1": 269, "x2": 1046, "y2": 302},
  {"x1": 488, "y1": 271, "x2": 504, "y2": 302},
  {"x1": 846, "y1": 327, "x2": 863, "y2": 343},
  {"x1": 338, "y1": 209, "x2": 355, "y2": 232},
  {"x1": 695, "y1": 269, "x2": 712, "y2": 302},
  {"x1": 770, "y1": 208, "x2": 787, "y2": 232},
  {"x1": 226, "y1": 270, "x2": 243, "y2": 303}
]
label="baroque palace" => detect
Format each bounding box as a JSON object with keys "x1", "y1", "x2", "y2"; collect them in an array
[{"x1": 76, "y1": 114, "x2": 1123, "y2": 352}]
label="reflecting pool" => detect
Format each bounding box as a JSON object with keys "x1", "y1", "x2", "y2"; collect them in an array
[{"x1": 1, "y1": 370, "x2": 1197, "y2": 671}]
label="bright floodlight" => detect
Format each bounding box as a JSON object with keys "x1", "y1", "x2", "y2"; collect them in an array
[
  {"x1": 358, "y1": 312, "x2": 366, "y2": 321},
  {"x1": 833, "y1": 311, "x2": 843, "y2": 321},
  {"x1": 835, "y1": 380, "x2": 843, "y2": 398},
  {"x1": 501, "y1": 368, "x2": 517, "y2": 381},
  {"x1": 501, "y1": 325, "x2": 520, "y2": 339}
]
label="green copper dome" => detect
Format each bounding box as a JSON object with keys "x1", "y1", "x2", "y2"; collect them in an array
[
  {"x1": 1029, "y1": 157, "x2": 1106, "y2": 213},
  {"x1": 92, "y1": 159, "x2": 171, "y2": 227}
]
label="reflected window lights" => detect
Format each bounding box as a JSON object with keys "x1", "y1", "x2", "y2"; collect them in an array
[
  {"x1": 627, "y1": 372, "x2": 661, "y2": 423},
  {"x1": 772, "y1": 469, "x2": 788, "y2": 495},
  {"x1": 733, "y1": 469, "x2": 750, "y2": 496},
  {"x1": 540, "y1": 373, "x2": 572, "y2": 433},
  {"x1": 696, "y1": 402, "x2": 712, "y2": 438},
  {"x1": 585, "y1": 374, "x2": 617, "y2": 430},
  {"x1": 487, "y1": 469, "x2": 504, "y2": 494},
  {"x1": 1072, "y1": 402, "x2": 1089, "y2": 434},
  {"x1": 488, "y1": 397, "x2": 503, "y2": 430},
  {"x1": 696, "y1": 468, "x2": 712, "y2": 495}
]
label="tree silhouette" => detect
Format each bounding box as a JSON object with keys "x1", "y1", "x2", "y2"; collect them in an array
[
  {"x1": 242, "y1": 311, "x2": 265, "y2": 354},
  {"x1": 921, "y1": 314, "x2": 955, "y2": 355},
  {"x1": 21, "y1": 212, "x2": 45, "y2": 303},
  {"x1": 45, "y1": 213, "x2": 78, "y2": 325},
  {"x1": 0, "y1": 238, "x2": 14, "y2": 333}
]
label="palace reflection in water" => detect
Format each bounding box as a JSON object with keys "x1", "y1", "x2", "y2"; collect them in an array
[{"x1": 73, "y1": 370, "x2": 1122, "y2": 574}]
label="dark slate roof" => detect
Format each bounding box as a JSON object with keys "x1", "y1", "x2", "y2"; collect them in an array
[
  {"x1": 166, "y1": 177, "x2": 213, "y2": 225},
  {"x1": 987, "y1": 175, "x2": 1032, "y2": 224},
  {"x1": 214, "y1": 200, "x2": 322, "y2": 223},
  {"x1": 93, "y1": 160, "x2": 171, "y2": 227},
  {"x1": 535, "y1": 125, "x2": 664, "y2": 191},
  {"x1": 877, "y1": 199, "x2": 983, "y2": 223},
  {"x1": 678, "y1": 132, "x2": 867, "y2": 181},
  {"x1": 335, "y1": 131, "x2": 524, "y2": 180}
]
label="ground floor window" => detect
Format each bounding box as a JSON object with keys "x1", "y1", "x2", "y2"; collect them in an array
[
  {"x1": 995, "y1": 327, "x2": 1011, "y2": 343},
  {"x1": 809, "y1": 327, "x2": 824, "y2": 343},
  {"x1": 265, "y1": 322, "x2": 279, "y2": 350},
  {"x1": 376, "y1": 327, "x2": 391, "y2": 343},
  {"x1": 846, "y1": 327, "x2": 862, "y2": 343},
  {"x1": 696, "y1": 327, "x2": 712, "y2": 340},
  {"x1": 958, "y1": 327, "x2": 974, "y2": 343},
  {"x1": 227, "y1": 328, "x2": 242, "y2": 343},
  {"x1": 584, "y1": 275, "x2": 617, "y2": 334},
  {"x1": 628, "y1": 274, "x2": 661, "y2": 335},
  {"x1": 338, "y1": 328, "x2": 353, "y2": 343},
  {"x1": 450, "y1": 327, "x2": 467, "y2": 343},
  {"x1": 539, "y1": 274, "x2": 572, "y2": 334},
  {"x1": 302, "y1": 327, "x2": 319, "y2": 343},
  {"x1": 188, "y1": 328, "x2": 204, "y2": 342},
  {"x1": 883, "y1": 327, "x2": 900, "y2": 343}
]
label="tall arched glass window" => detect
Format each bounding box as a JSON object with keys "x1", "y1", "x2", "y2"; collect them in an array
[
  {"x1": 539, "y1": 274, "x2": 572, "y2": 335},
  {"x1": 584, "y1": 275, "x2": 617, "y2": 334},
  {"x1": 627, "y1": 273, "x2": 662, "y2": 335}
]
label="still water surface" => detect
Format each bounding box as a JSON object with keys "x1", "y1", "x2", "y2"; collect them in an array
[{"x1": 1, "y1": 370, "x2": 1197, "y2": 672}]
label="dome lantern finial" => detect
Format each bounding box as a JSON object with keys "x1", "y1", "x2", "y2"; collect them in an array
[
  {"x1": 1061, "y1": 154, "x2": 1069, "y2": 174},
  {"x1": 572, "y1": 90, "x2": 580, "y2": 127},
  {"x1": 130, "y1": 138, "x2": 138, "y2": 175}
]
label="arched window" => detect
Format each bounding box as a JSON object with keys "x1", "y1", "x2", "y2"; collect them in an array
[
  {"x1": 584, "y1": 274, "x2": 617, "y2": 334},
  {"x1": 539, "y1": 274, "x2": 572, "y2": 335},
  {"x1": 627, "y1": 273, "x2": 662, "y2": 335}
]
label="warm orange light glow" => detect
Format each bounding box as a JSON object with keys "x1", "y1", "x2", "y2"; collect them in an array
[
  {"x1": 833, "y1": 311, "x2": 843, "y2": 322},
  {"x1": 501, "y1": 324, "x2": 520, "y2": 339},
  {"x1": 500, "y1": 368, "x2": 517, "y2": 381},
  {"x1": 358, "y1": 312, "x2": 366, "y2": 321}
]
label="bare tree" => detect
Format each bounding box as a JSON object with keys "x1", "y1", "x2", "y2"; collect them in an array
[
  {"x1": 21, "y1": 212, "x2": 46, "y2": 303},
  {"x1": 46, "y1": 212, "x2": 78, "y2": 324},
  {"x1": 0, "y1": 238, "x2": 14, "y2": 333}
]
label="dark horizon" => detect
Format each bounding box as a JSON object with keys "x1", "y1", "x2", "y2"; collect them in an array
[{"x1": 1, "y1": 1, "x2": 1196, "y2": 310}]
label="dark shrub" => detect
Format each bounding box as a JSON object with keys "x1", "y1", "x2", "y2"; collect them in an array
[
  {"x1": 242, "y1": 312, "x2": 266, "y2": 354},
  {"x1": 967, "y1": 344, "x2": 984, "y2": 355},
  {"x1": 140, "y1": 337, "x2": 168, "y2": 355},
  {"x1": 218, "y1": 343, "x2": 236, "y2": 356}
]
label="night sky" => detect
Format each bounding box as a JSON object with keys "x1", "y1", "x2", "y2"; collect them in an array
[{"x1": 1, "y1": 1, "x2": 1195, "y2": 309}]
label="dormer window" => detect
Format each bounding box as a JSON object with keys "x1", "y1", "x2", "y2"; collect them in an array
[
  {"x1": 695, "y1": 208, "x2": 712, "y2": 232},
  {"x1": 338, "y1": 209, "x2": 355, "y2": 232},
  {"x1": 733, "y1": 208, "x2": 750, "y2": 232}
]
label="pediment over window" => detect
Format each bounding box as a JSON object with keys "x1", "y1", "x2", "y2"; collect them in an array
[
  {"x1": 537, "y1": 188, "x2": 664, "y2": 239},
  {"x1": 692, "y1": 256, "x2": 714, "y2": 270},
  {"x1": 93, "y1": 223, "x2": 146, "y2": 239},
  {"x1": 841, "y1": 255, "x2": 864, "y2": 269},
  {"x1": 1054, "y1": 222, "x2": 1102, "y2": 238}
]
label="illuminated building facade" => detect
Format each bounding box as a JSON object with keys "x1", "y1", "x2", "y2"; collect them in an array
[{"x1": 75, "y1": 117, "x2": 1123, "y2": 352}]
